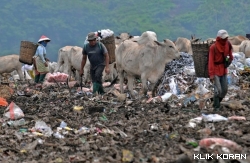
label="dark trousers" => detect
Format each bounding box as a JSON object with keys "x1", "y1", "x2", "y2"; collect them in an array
[
  {"x1": 35, "y1": 73, "x2": 46, "y2": 83},
  {"x1": 90, "y1": 65, "x2": 105, "y2": 95},
  {"x1": 213, "y1": 75, "x2": 228, "y2": 109},
  {"x1": 90, "y1": 65, "x2": 105, "y2": 84}
]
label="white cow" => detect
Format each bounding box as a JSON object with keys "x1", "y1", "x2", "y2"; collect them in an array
[
  {"x1": 55, "y1": 46, "x2": 117, "y2": 83},
  {"x1": 228, "y1": 35, "x2": 249, "y2": 45},
  {"x1": 175, "y1": 35, "x2": 201, "y2": 55},
  {"x1": 70, "y1": 46, "x2": 117, "y2": 83},
  {"x1": 0, "y1": 54, "x2": 24, "y2": 81},
  {"x1": 132, "y1": 31, "x2": 157, "y2": 45},
  {"x1": 239, "y1": 40, "x2": 250, "y2": 58},
  {"x1": 115, "y1": 33, "x2": 134, "y2": 47},
  {"x1": 55, "y1": 46, "x2": 73, "y2": 74},
  {"x1": 116, "y1": 32, "x2": 180, "y2": 97}
]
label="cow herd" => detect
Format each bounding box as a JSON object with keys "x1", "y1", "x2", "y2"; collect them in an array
[{"x1": 0, "y1": 31, "x2": 250, "y2": 97}]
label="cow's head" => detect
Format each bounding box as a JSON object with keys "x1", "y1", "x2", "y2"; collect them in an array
[{"x1": 158, "y1": 39, "x2": 180, "y2": 61}]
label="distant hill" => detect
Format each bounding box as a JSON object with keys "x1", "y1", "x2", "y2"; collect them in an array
[{"x1": 0, "y1": 0, "x2": 249, "y2": 61}]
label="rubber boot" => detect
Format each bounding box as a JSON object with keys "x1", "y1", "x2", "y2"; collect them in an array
[
  {"x1": 219, "y1": 97, "x2": 223, "y2": 102},
  {"x1": 98, "y1": 83, "x2": 105, "y2": 95},
  {"x1": 35, "y1": 74, "x2": 40, "y2": 83},
  {"x1": 213, "y1": 96, "x2": 220, "y2": 111},
  {"x1": 38, "y1": 74, "x2": 46, "y2": 83},
  {"x1": 92, "y1": 82, "x2": 99, "y2": 95}
]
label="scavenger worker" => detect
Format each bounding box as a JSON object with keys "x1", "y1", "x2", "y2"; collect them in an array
[
  {"x1": 33, "y1": 35, "x2": 51, "y2": 83},
  {"x1": 208, "y1": 29, "x2": 233, "y2": 111},
  {"x1": 79, "y1": 32, "x2": 110, "y2": 95}
]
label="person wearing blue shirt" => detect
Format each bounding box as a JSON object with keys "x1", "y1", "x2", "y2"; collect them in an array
[{"x1": 33, "y1": 35, "x2": 51, "y2": 83}]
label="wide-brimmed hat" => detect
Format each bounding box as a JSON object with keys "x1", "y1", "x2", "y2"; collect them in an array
[
  {"x1": 217, "y1": 30, "x2": 229, "y2": 39},
  {"x1": 87, "y1": 32, "x2": 98, "y2": 41},
  {"x1": 38, "y1": 35, "x2": 51, "y2": 43}
]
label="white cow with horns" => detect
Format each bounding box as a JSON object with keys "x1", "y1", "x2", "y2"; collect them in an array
[{"x1": 115, "y1": 31, "x2": 180, "y2": 98}]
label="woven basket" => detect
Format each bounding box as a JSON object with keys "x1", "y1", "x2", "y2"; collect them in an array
[
  {"x1": 191, "y1": 41, "x2": 214, "y2": 78},
  {"x1": 100, "y1": 35, "x2": 116, "y2": 64},
  {"x1": 19, "y1": 41, "x2": 38, "y2": 65}
]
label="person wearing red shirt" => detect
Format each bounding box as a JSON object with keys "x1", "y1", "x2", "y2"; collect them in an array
[{"x1": 208, "y1": 29, "x2": 233, "y2": 111}]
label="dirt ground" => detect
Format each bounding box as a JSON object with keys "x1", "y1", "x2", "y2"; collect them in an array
[{"x1": 0, "y1": 75, "x2": 250, "y2": 163}]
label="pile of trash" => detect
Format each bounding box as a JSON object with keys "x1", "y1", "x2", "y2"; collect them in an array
[
  {"x1": 0, "y1": 51, "x2": 250, "y2": 162},
  {"x1": 152, "y1": 51, "x2": 250, "y2": 108}
]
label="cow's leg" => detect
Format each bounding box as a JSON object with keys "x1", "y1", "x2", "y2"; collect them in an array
[
  {"x1": 118, "y1": 69, "x2": 124, "y2": 93},
  {"x1": 67, "y1": 64, "x2": 72, "y2": 81},
  {"x1": 83, "y1": 65, "x2": 90, "y2": 84},
  {"x1": 127, "y1": 75, "x2": 136, "y2": 98},
  {"x1": 75, "y1": 70, "x2": 80, "y2": 82},
  {"x1": 17, "y1": 69, "x2": 24, "y2": 81},
  {"x1": 140, "y1": 74, "x2": 148, "y2": 97},
  {"x1": 148, "y1": 82, "x2": 157, "y2": 97}
]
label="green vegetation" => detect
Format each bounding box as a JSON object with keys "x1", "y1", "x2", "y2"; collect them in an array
[{"x1": 0, "y1": 0, "x2": 249, "y2": 61}]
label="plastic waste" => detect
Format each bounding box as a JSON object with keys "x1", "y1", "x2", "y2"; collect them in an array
[
  {"x1": 245, "y1": 58, "x2": 250, "y2": 67},
  {"x1": 195, "y1": 83, "x2": 209, "y2": 95},
  {"x1": 53, "y1": 132, "x2": 64, "y2": 139},
  {"x1": 99, "y1": 115, "x2": 108, "y2": 121},
  {"x1": 187, "y1": 141, "x2": 198, "y2": 147},
  {"x1": 160, "y1": 93, "x2": 172, "y2": 102},
  {"x1": 150, "y1": 123, "x2": 158, "y2": 131},
  {"x1": 4, "y1": 102, "x2": 24, "y2": 120},
  {"x1": 60, "y1": 121, "x2": 67, "y2": 128},
  {"x1": 227, "y1": 74, "x2": 232, "y2": 85},
  {"x1": 228, "y1": 116, "x2": 246, "y2": 121},
  {"x1": 73, "y1": 106, "x2": 83, "y2": 111},
  {"x1": 183, "y1": 66, "x2": 195, "y2": 75},
  {"x1": 76, "y1": 126, "x2": 90, "y2": 134},
  {"x1": 187, "y1": 116, "x2": 202, "y2": 128},
  {"x1": 79, "y1": 137, "x2": 86, "y2": 144},
  {"x1": 122, "y1": 149, "x2": 134, "y2": 162},
  {"x1": 7, "y1": 118, "x2": 26, "y2": 126},
  {"x1": 0, "y1": 97, "x2": 8, "y2": 106},
  {"x1": 19, "y1": 128, "x2": 28, "y2": 133},
  {"x1": 202, "y1": 114, "x2": 228, "y2": 122},
  {"x1": 199, "y1": 138, "x2": 242, "y2": 151},
  {"x1": 169, "y1": 78, "x2": 178, "y2": 95},
  {"x1": 34, "y1": 120, "x2": 53, "y2": 137},
  {"x1": 183, "y1": 95, "x2": 197, "y2": 107}
]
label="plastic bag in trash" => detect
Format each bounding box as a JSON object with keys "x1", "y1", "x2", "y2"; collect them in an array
[
  {"x1": 169, "y1": 78, "x2": 178, "y2": 95},
  {"x1": 34, "y1": 120, "x2": 53, "y2": 137},
  {"x1": 245, "y1": 58, "x2": 250, "y2": 67},
  {"x1": 4, "y1": 102, "x2": 24, "y2": 120},
  {"x1": 183, "y1": 95, "x2": 197, "y2": 107},
  {"x1": 183, "y1": 66, "x2": 195, "y2": 76},
  {"x1": 202, "y1": 114, "x2": 228, "y2": 122},
  {"x1": 199, "y1": 137, "x2": 242, "y2": 152},
  {"x1": 195, "y1": 83, "x2": 209, "y2": 95}
]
